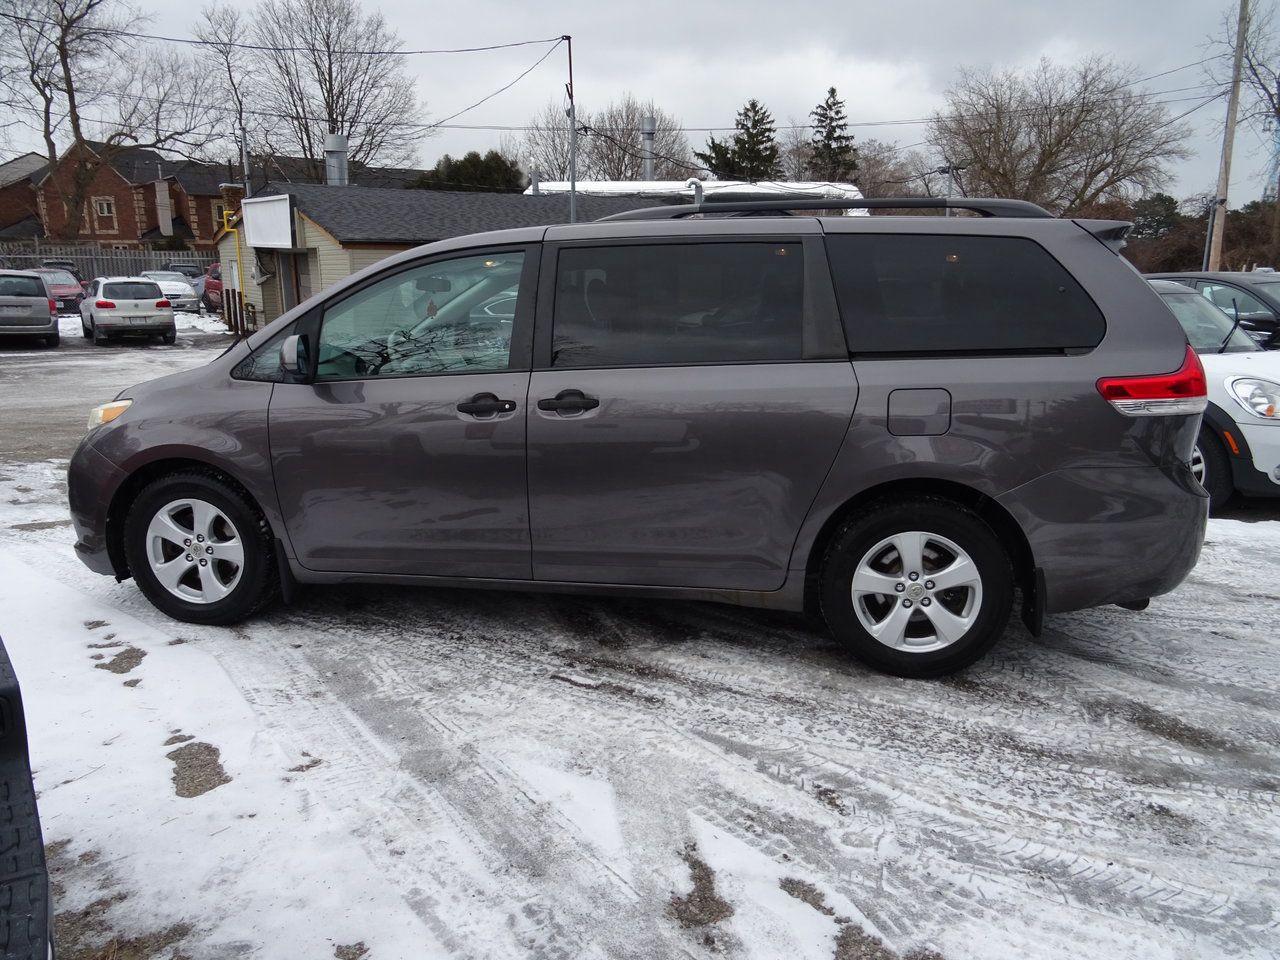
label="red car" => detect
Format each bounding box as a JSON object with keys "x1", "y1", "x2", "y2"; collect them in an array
[
  {"x1": 199, "y1": 262, "x2": 222, "y2": 313},
  {"x1": 33, "y1": 267, "x2": 84, "y2": 313}
]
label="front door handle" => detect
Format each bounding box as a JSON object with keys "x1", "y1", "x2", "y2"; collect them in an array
[
  {"x1": 457, "y1": 392, "x2": 516, "y2": 416},
  {"x1": 537, "y1": 389, "x2": 600, "y2": 414}
]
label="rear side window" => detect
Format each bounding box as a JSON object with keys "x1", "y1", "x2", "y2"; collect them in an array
[
  {"x1": 0, "y1": 275, "x2": 45, "y2": 297},
  {"x1": 551, "y1": 242, "x2": 806, "y2": 367},
  {"x1": 826, "y1": 235, "x2": 1106, "y2": 354},
  {"x1": 104, "y1": 281, "x2": 162, "y2": 299},
  {"x1": 37, "y1": 270, "x2": 77, "y2": 285}
]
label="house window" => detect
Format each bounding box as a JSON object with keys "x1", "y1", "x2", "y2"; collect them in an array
[
  {"x1": 213, "y1": 202, "x2": 227, "y2": 228},
  {"x1": 92, "y1": 197, "x2": 118, "y2": 234}
]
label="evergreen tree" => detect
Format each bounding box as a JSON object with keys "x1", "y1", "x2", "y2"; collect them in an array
[
  {"x1": 809, "y1": 87, "x2": 858, "y2": 182},
  {"x1": 694, "y1": 99, "x2": 781, "y2": 180},
  {"x1": 411, "y1": 150, "x2": 525, "y2": 192}
]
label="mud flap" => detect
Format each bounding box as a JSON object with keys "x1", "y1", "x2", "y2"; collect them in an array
[
  {"x1": 0, "y1": 636, "x2": 53, "y2": 959},
  {"x1": 1021, "y1": 567, "x2": 1046, "y2": 637},
  {"x1": 274, "y1": 539, "x2": 298, "y2": 606}
]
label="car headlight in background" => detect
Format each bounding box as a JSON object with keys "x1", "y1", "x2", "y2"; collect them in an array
[
  {"x1": 1228, "y1": 377, "x2": 1280, "y2": 420},
  {"x1": 87, "y1": 399, "x2": 131, "y2": 430}
]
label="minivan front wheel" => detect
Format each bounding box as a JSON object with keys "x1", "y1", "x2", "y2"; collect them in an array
[
  {"x1": 820, "y1": 498, "x2": 1013, "y2": 678},
  {"x1": 124, "y1": 471, "x2": 279, "y2": 625}
]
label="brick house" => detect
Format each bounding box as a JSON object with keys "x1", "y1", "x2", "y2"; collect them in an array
[
  {"x1": 33, "y1": 142, "x2": 239, "y2": 250},
  {"x1": 0, "y1": 152, "x2": 49, "y2": 240}
]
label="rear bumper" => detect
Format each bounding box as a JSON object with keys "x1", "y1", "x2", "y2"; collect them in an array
[
  {"x1": 999, "y1": 463, "x2": 1207, "y2": 614},
  {"x1": 97, "y1": 320, "x2": 175, "y2": 334},
  {"x1": 0, "y1": 319, "x2": 55, "y2": 335},
  {"x1": 68, "y1": 437, "x2": 126, "y2": 576}
]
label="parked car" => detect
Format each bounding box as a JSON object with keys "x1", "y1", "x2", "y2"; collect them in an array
[
  {"x1": 79, "y1": 276, "x2": 175, "y2": 345},
  {"x1": 1147, "y1": 270, "x2": 1280, "y2": 348},
  {"x1": 141, "y1": 270, "x2": 200, "y2": 313},
  {"x1": 33, "y1": 267, "x2": 85, "y2": 313},
  {"x1": 40, "y1": 258, "x2": 85, "y2": 285},
  {"x1": 0, "y1": 269, "x2": 58, "y2": 347},
  {"x1": 198, "y1": 262, "x2": 222, "y2": 313},
  {"x1": 67, "y1": 198, "x2": 1209, "y2": 678},
  {"x1": 1150, "y1": 278, "x2": 1280, "y2": 511},
  {"x1": 0, "y1": 635, "x2": 55, "y2": 959},
  {"x1": 163, "y1": 261, "x2": 204, "y2": 282}
]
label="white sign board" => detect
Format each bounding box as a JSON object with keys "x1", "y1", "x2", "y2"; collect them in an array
[{"x1": 241, "y1": 194, "x2": 295, "y2": 249}]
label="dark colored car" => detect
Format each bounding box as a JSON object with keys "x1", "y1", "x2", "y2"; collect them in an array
[
  {"x1": 0, "y1": 270, "x2": 58, "y2": 348},
  {"x1": 162, "y1": 262, "x2": 204, "y2": 281},
  {"x1": 0, "y1": 636, "x2": 55, "y2": 958},
  {"x1": 32, "y1": 268, "x2": 83, "y2": 314},
  {"x1": 40, "y1": 259, "x2": 85, "y2": 285},
  {"x1": 67, "y1": 198, "x2": 1208, "y2": 678},
  {"x1": 1147, "y1": 271, "x2": 1280, "y2": 348}
]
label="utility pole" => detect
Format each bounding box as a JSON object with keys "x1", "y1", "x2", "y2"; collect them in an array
[
  {"x1": 1209, "y1": 0, "x2": 1250, "y2": 271},
  {"x1": 240, "y1": 124, "x2": 252, "y2": 198},
  {"x1": 641, "y1": 114, "x2": 656, "y2": 181},
  {"x1": 564, "y1": 35, "x2": 577, "y2": 223}
]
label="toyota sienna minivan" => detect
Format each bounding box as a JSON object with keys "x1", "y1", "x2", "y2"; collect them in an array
[{"x1": 67, "y1": 198, "x2": 1209, "y2": 677}]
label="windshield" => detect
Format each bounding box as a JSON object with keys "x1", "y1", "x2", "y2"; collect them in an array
[
  {"x1": 104, "y1": 281, "x2": 162, "y2": 300},
  {"x1": 1160, "y1": 291, "x2": 1258, "y2": 353},
  {"x1": 37, "y1": 270, "x2": 77, "y2": 285},
  {"x1": 143, "y1": 271, "x2": 188, "y2": 283}
]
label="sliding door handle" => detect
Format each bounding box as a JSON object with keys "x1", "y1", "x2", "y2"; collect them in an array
[{"x1": 536, "y1": 389, "x2": 600, "y2": 413}]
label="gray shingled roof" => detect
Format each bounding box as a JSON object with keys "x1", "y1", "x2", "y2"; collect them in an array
[
  {"x1": 0, "y1": 152, "x2": 49, "y2": 188},
  {"x1": 260, "y1": 182, "x2": 676, "y2": 244}
]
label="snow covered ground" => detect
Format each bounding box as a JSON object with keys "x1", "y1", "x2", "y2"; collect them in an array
[{"x1": 0, "y1": 339, "x2": 1278, "y2": 959}]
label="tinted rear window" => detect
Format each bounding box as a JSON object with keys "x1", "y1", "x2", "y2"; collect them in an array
[
  {"x1": 826, "y1": 234, "x2": 1106, "y2": 354},
  {"x1": 0, "y1": 275, "x2": 45, "y2": 297},
  {"x1": 104, "y1": 281, "x2": 162, "y2": 299},
  {"x1": 551, "y1": 242, "x2": 805, "y2": 367}
]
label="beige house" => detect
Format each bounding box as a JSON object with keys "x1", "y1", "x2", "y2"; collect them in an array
[{"x1": 214, "y1": 183, "x2": 654, "y2": 328}]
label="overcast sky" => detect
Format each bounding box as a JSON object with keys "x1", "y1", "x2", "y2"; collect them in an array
[{"x1": 14, "y1": 0, "x2": 1270, "y2": 203}]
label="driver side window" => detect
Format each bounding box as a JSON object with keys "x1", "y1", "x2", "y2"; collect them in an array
[{"x1": 315, "y1": 250, "x2": 525, "y2": 380}]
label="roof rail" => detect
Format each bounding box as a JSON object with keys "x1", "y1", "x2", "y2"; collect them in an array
[{"x1": 596, "y1": 197, "x2": 1055, "y2": 222}]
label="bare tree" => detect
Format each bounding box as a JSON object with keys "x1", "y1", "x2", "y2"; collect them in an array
[
  {"x1": 581, "y1": 94, "x2": 690, "y2": 179},
  {"x1": 251, "y1": 0, "x2": 424, "y2": 177},
  {"x1": 519, "y1": 95, "x2": 692, "y2": 181},
  {"x1": 853, "y1": 139, "x2": 932, "y2": 198},
  {"x1": 196, "y1": 3, "x2": 257, "y2": 160},
  {"x1": 929, "y1": 57, "x2": 1191, "y2": 214},
  {"x1": 0, "y1": 0, "x2": 221, "y2": 241},
  {"x1": 777, "y1": 120, "x2": 812, "y2": 180}
]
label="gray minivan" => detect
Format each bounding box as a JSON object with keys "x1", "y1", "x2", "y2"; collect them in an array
[
  {"x1": 0, "y1": 270, "x2": 58, "y2": 347},
  {"x1": 67, "y1": 198, "x2": 1209, "y2": 677}
]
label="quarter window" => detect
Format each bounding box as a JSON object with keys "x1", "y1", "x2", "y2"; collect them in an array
[
  {"x1": 315, "y1": 251, "x2": 525, "y2": 380},
  {"x1": 550, "y1": 242, "x2": 807, "y2": 368},
  {"x1": 825, "y1": 235, "x2": 1106, "y2": 354}
]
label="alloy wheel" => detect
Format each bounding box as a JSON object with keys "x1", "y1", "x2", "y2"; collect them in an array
[
  {"x1": 850, "y1": 531, "x2": 983, "y2": 653},
  {"x1": 1190, "y1": 444, "x2": 1206, "y2": 486},
  {"x1": 145, "y1": 498, "x2": 244, "y2": 604}
]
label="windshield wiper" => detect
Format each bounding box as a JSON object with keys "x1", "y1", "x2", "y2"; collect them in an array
[{"x1": 1219, "y1": 297, "x2": 1244, "y2": 353}]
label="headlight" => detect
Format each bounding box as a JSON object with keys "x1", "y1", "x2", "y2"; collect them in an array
[
  {"x1": 87, "y1": 399, "x2": 132, "y2": 430},
  {"x1": 1228, "y1": 377, "x2": 1280, "y2": 419}
]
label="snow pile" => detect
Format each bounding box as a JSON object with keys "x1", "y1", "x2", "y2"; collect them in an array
[{"x1": 55, "y1": 313, "x2": 228, "y2": 336}]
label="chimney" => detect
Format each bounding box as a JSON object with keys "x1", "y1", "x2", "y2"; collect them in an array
[
  {"x1": 529, "y1": 166, "x2": 540, "y2": 195},
  {"x1": 154, "y1": 180, "x2": 173, "y2": 236},
  {"x1": 324, "y1": 133, "x2": 349, "y2": 186}
]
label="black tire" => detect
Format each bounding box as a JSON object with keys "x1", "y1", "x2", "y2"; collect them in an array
[
  {"x1": 81, "y1": 316, "x2": 91, "y2": 337},
  {"x1": 44, "y1": 331, "x2": 59, "y2": 347},
  {"x1": 1195, "y1": 428, "x2": 1233, "y2": 515},
  {"x1": 92, "y1": 322, "x2": 107, "y2": 346},
  {"x1": 162, "y1": 330, "x2": 176, "y2": 345},
  {"x1": 819, "y1": 497, "x2": 1014, "y2": 678},
  {"x1": 123, "y1": 470, "x2": 280, "y2": 625}
]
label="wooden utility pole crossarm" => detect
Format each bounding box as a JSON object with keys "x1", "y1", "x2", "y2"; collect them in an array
[{"x1": 1210, "y1": 0, "x2": 1250, "y2": 271}]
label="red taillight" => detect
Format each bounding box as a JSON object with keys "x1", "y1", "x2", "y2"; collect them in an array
[
  {"x1": 156, "y1": 299, "x2": 171, "y2": 308},
  {"x1": 47, "y1": 298, "x2": 56, "y2": 315},
  {"x1": 1097, "y1": 344, "x2": 1207, "y2": 417},
  {"x1": 95, "y1": 299, "x2": 116, "y2": 309}
]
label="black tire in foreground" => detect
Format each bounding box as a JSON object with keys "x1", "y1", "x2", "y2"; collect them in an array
[
  {"x1": 43, "y1": 331, "x2": 59, "y2": 348},
  {"x1": 124, "y1": 470, "x2": 280, "y2": 625},
  {"x1": 820, "y1": 497, "x2": 1014, "y2": 678},
  {"x1": 1195, "y1": 428, "x2": 1234, "y2": 515}
]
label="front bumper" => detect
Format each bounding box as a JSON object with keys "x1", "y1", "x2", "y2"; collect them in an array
[
  {"x1": 169, "y1": 299, "x2": 198, "y2": 312},
  {"x1": 68, "y1": 436, "x2": 127, "y2": 576},
  {"x1": 999, "y1": 463, "x2": 1208, "y2": 614},
  {"x1": 1234, "y1": 421, "x2": 1280, "y2": 495}
]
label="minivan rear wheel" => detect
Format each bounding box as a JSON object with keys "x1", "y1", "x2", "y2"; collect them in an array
[
  {"x1": 124, "y1": 471, "x2": 279, "y2": 625},
  {"x1": 1193, "y1": 428, "x2": 1233, "y2": 514},
  {"x1": 819, "y1": 498, "x2": 1013, "y2": 678}
]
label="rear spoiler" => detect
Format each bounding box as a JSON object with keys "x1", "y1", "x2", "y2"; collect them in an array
[{"x1": 1075, "y1": 219, "x2": 1132, "y2": 253}]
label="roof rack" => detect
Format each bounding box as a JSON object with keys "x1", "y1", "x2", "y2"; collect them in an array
[{"x1": 596, "y1": 197, "x2": 1054, "y2": 222}]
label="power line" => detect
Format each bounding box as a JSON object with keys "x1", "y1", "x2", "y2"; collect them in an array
[
  {"x1": 1, "y1": 12, "x2": 564, "y2": 57},
  {"x1": 426, "y1": 38, "x2": 563, "y2": 129}
]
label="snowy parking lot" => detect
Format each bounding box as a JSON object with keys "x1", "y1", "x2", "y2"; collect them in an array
[{"x1": 1, "y1": 328, "x2": 1278, "y2": 959}]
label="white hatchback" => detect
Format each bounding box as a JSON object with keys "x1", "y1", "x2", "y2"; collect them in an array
[
  {"x1": 80, "y1": 277, "x2": 176, "y2": 345},
  {"x1": 1151, "y1": 279, "x2": 1280, "y2": 510}
]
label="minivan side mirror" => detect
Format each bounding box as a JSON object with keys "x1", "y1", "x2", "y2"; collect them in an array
[{"x1": 280, "y1": 333, "x2": 310, "y2": 379}]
